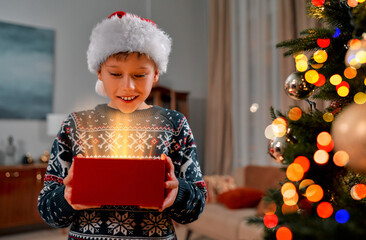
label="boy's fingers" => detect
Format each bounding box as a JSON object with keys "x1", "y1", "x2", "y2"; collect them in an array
[{"x1": 165, "y1": 180, "x2": 179, "y2": 189}]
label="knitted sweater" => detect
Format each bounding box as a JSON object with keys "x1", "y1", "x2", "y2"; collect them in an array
[{"x1": 38, "y1": 104, "x2": 207, "y2": 240}]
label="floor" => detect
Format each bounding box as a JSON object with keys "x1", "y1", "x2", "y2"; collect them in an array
[{"x1": 0, "y1": 226, "x2": 212, "y2": 240}]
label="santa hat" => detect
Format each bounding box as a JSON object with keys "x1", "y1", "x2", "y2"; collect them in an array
[{"x1": 87, "y1": 11, "x2": 172, "y2": 97}]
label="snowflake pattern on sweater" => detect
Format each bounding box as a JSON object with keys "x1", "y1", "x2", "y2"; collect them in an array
[{"x1": 38, "y1": 104, "x2": 207, "y2": 240}]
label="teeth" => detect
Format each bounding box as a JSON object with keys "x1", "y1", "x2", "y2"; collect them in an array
[{"x1": 121, "y1": 96, "x2": 136, "y2": 101}]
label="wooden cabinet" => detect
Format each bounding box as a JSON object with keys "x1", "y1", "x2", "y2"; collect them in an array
[
  {"x1": 0, "y1": 164, "x2": 47, "y2": 230},
  {"x1": 147, "y1": 85, "x2": 189, "y2": 119}
]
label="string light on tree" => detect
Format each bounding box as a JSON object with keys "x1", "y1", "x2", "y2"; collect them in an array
[{"x1": 345, "y1": 35, "x2": 366, "y2": 69}]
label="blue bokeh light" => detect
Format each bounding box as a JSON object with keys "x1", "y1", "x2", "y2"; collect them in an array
[
  {"x1": 333, "y1": 28, "x2": 341, "y2": 38},
  {"x1": 335, "y1": 209, "x2": 349, "y2": 224}
]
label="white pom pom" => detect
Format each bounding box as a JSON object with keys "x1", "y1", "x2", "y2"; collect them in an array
[{"x1": 95, "y1": 79, "x2": 108, "y2": 97}]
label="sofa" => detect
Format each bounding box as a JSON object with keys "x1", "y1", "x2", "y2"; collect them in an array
[{"x1": 184, "y1": 165, "x2": 285, "y2": 240}]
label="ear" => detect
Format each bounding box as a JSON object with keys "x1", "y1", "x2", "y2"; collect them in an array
[
  {"x1": 97, "y1": 69, "x2": 102, "y2": 81},
  {"x1": 153, "y1": 69, "x2": 159, "y2": 85}
]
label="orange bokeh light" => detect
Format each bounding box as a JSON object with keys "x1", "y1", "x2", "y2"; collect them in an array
[
  {"x1": 306, "y1": 184, "x2": 324, "y2": 202},
  {"x1": 314, "y1": 73, "x2": 326, "y2": 87},
  {"x1": 263, "y1": 201, "x2": 277, "y2": 214},
  {"x1": 314, "y1": 150, "x2": 329, "y2": 164},
  {"x1": 317, "y1": 132, "x2": 332, "y2": 146},
  {"x1": 344, "y1": 67, "x2": 357, "y2": 79},
  {"x1": 288, "y1": 107, "x2": 302, "y2": 121},
  {"x1": 347, "y1": 0, "x2": 358, "y2": 7},
  {"x1": 349, "y1": 39, "x2": 361, "y2": 50},
  {"x1": 286, "y1": 163, "x2": 304, "y2": 182},
  {"x1": 264, "y1": 213, "x2": 278, "y2": 228},
  {"x1": 317, "y1": 139, "x2": 334, "y2": 152},
  {"x1": 276, "y1": 226, "x2": 293, "y2": 240},
  {"x1": 294, "y1": 156, "x2": 310, "y2": 172},
  {"x1": 351, "y1": 184, "x2": 366, "y2": 200},
  {"x1": 272, "y1": 117, "x2": 287, "y2": 137},
  {"x1": 281, "y1": 182, "x2": 297, "y2": 196},
  {"x1": 299, "y1": 179, "x2": 315, "y2": 195},
  {"x1": 314, "y1": 50, "x2": 328, "y2": 63},
  {"x1": 282, "y1": 204, "x2": 299, "y2": 215},
  {"x1": 283, "y1": 190, "x2": 299, "y2": 206},
  {"x1": 317, "y1": 202, "x2": 333, "y2": 218},
  {"x1": 333, "y1": 151, "x2": 349, "y2": 167}
]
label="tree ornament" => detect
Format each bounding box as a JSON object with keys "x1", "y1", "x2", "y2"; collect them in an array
[
  {"x1": 284, "y1": 72, "x2": 315, "y2": 100},
  {"x1": 345, "y1": 34, "x2": 366, "y2": 69},
  {"x1": 268, "y1": 137, "x2": 288, "y2": 163},
  {"x1": 332, "y1": 102, "x2": 366, "y2": 173}
]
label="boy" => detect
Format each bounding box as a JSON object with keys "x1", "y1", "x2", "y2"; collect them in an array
[{"x1": 38, "y1": 11, "x2": 207, "y2": 240}]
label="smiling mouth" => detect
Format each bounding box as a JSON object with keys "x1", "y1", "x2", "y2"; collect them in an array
[{"x1": 118, "y1": 96, "x2": 138, "y2": 102}]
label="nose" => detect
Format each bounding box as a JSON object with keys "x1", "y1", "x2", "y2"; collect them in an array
[{"x1": 120, "y1": 76, "x2": 135, "y2": 90}]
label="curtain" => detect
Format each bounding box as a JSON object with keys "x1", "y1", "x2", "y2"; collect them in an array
[
  {"x1": 231, "y1": 0, "x2": 321, "y2": 169},
  {"x1": 204, "y1": 0, "x2": 233, "y2": 175}
]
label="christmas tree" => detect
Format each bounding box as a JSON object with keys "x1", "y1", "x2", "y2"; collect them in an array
[{"x1": 251, "y1": 0, "x2": 366, "y2": 239}]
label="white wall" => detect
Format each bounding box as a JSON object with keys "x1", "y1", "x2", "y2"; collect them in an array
[{"x1": 0, "y1": 0, "x2": 209, "y2": 164}]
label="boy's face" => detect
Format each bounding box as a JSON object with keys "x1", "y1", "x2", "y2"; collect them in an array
[{"x1": 98, "y1": 53, "x2": 159, "y2": 113}]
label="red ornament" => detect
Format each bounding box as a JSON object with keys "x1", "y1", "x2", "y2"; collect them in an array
[
  {"x1": 317, "y1": 38, "x2": 330, "y2": 48},
  {"x1": 312, "y1": 0, "x2": 325, "y2": 7}
]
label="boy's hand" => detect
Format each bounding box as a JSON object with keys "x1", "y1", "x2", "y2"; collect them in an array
[
  {"x1": 63, "y1": 154, "x2": 101, "y2": 210},
  {"x1": 161, "y1": 154, "x2": 179, "y2": 211}
]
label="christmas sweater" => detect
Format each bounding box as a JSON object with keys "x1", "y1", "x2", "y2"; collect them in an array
[{"x1": 38, "y1": 104, "x2": 207, "y2": 240}]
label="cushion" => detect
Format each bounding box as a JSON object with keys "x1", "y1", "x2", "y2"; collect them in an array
[
  {"x1": 217, "y1": 187, "x2": 264, "y2": 209},
  {"x1": 203, "y1": 175, "x2": 236, "y2": 203}
]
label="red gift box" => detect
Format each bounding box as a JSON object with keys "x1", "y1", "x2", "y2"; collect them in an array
[{"x1": 71, "y1": 157, "x2": 166, "y2": 208}]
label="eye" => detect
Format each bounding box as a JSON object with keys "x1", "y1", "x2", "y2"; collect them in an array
[
  {"x1": 109, "y1": 72, "x2": 122, "y2": 77},
  {"x1": 134, "y1": 74, "x2": 146, "y2": 78}
]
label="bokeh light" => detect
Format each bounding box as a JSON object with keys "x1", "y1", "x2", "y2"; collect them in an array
[
  {"x1": 337, "y1": 86, "x2": 350, "y2": 97},
  {"x1": 335, "y1": 209, "x2": 350, "y2": 223},
  {"x1": 350, "y1": 183, "x2": 366, "y2": 200},
  {"x1": 264, "y1": 213, "x2": 278, "y2": 228},
  {"x1": 296, "y1": 60, "x2": 308, "y2": 72},
  {"x1": 336, "y1": 81, "x2": 350, "y2": 91},
  {"x1": 265, "y1": 124, "x2": 276, "y2": 140},
  {"x1": 349, "y1": 39, "x2": 362, "y2": 50},
  {"x1": 283, "y1": 190, "x2": 299, "y2": 206},
  {"x1": 333, "y1": 151, "x2": 349, "y2": 167},
  {"x1": 305, "y1": 70, "x2": 319, "y2": 84},
  {"x1": 288, "y1": 107, "x2": 302, "y2": 121},
  {"x1": 347, "y1": 0, "x2": 358, "y2": 7},
  {"x1": 312, "y1": 0, "x2": 325, "y2": 6},
  {"x1": 317, "y1": 202, "x2": 333, "y2": 218},
  {"x1": 354, "y1": 92, "x2": 366, "y2": 104},
  {"x1": 355, "y1": 50, "x2": 366, "y2": 64},
  {"x1": 294, "y1": 156, "x2": 310, "y2": 172},
  {"x1": 300, "y1": 179, "x2": 315, "y2": 196},
  {"x1": 282, "y1": 204, "x2": 299, "y2": 215},
  {"x1": 314, "y1": 150, "x2": 329, "y2": 164},
  {"x1": 344, "y1": 67, "x2": 357, "y2": 79},
  {"x1": 264, "y1": 201, "x2": 277, "y2": 214},
  {"x1": 323, "y1": 112, "x2": 334, "y2": 122},
  {"x1": 311, "y1": 63, "x2": 323, "y2": 69},
  {"x1": 358, "y1": 0, "x2": 366, "y2": 3},
  {"x1": 330, "y1": 74, "x2": 342, "y2": 85},
  {"x1": 314, "y1": 50, "x2": 328, "y2": 63},
  {"x1": 333, "y1": 28, "x2": 341, "y2": 38},
  {"x1": 286, "y1": 163, "x2": 305, "y2": 182},
  {"x1": 317, "y1": 132, "x2": 332, "y2": 147},
  {"x1": 272, "y1": 117, "x2": 287, "y2": 137},
  {"x1": 314, "y1": 73, "x2": 326, "y2": 87},
  {"x1": 276, "y1": 226, "x2": 293, "y2": 240},
  {"x1": 306, "y1": 184, "x2": 324, "y2": 202},
  {"x1": 317, "y1": 38, "x2": 330, "y2": 48},
  {"x1": 281, "y1": 182, "x2": 297, "y2": 196}
]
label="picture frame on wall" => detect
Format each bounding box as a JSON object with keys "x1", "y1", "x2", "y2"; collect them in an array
[{"x1": 0, "y1": 21, "x2": 54, "y2": 119}]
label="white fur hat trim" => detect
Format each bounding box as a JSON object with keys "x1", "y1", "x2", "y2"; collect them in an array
[{"x1": 95, "y1": 79, "x2": 108, "y2": 97}]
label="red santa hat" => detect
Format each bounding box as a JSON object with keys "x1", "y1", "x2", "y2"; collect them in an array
[{"x1": 87, "y1": 11, "x2": 172, "y2": 97}]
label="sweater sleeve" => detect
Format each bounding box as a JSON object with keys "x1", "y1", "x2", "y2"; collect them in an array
[
  {"x1": 166, "y1": 115, "x2": 207, "y2": 224},
  {"x1": 37, "y1": 114, "x2": 77, "y2": 228}
]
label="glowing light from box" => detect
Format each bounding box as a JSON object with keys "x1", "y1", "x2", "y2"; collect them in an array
[
  {"x1": 344, "y1": 67, "x2": 357, "y2": 79},
  {"x1": 337, "y1": 86, "x2": 350, "y2": 97},
  {"x1": 311, "y1": 63, "x2": 323, "y2": 69},
  {"x1": 281, "y1": 182, "x2": 297, "y2": 196},
  {"x1": 288, "y1": 107, "x2": 302, "y2": 121},
  {"x1": 333, "y1": 28, "x2": 341, "y2": 38},
  {"x1": 354, "y1": 92, "x2": 366, "y2": 104},
  {"x1": 296, "y1": 60, "x2": 308, "y2": 72},
  {"x1": 317, "y1": 38, "x2": 330, "y2": 48},
  {"x1": 333, "y1": 151, "x2": 349, "y2": 167},
  {"x1": 314, "y1": 150, "x2": 329, "y2": 164},
  {"x1": 335, "y1": 209, "x2": 350, "y2": 223},
  {"x1": 300, "y1": 179, "x2": 315, "y2": 196},
  {"x1": 347, "y1": 0, "x2": 358, "y2": 7},
  {"x1": 306, "y1": 184, "x2": 324, "y2": 202},
  {"x1": 323, "y1": 112, "x2": 334, "y2": 122},
  {"x1": 265, "y1": 124, "x2": 276, "y2": 140},
  {"x1": 314, "y1": 73, "x2": 326, "y2": 87},
  {"x1": 317, "y1": 132, "x2": 332, "y2": 147},
  {"x1": 330, "y1": 74, "x2": 342, "y2": 85},
  {"x1": 294, "y1": 156, "x2": 310, "y2": 172},
  {"x1": 264, "y1": 213, "x2": 278, "y2": 228},
  {"x1": 283, "y1": 190, "x2": 299, "y2": 206},
  {"x1": 286, "y1": 163, "x2": 304, "y2": 182},
  {"x1": 351, "y1": 184, "x2": 366, "y2": 200},
  {"x1": 314, "y1": 50, "x2": 328, "y2": 63},
  {"x1": 312, "y1": 0, "x2": 325, "y2": 6},
  {"x1": 317, "y1": 202, "x2": 333, "y2": 218},
  {"x1": 250, "y1": 103, "x2": 259, "y2": 112},
  {"x1": 276, "y1": 226, "x2": 293, "y2": 240},
  {"x1": 305, "y1": 70, "x2": 319, "y2": 84},
  {"x1": 272, "y1": 117, "x2": 287, "y2": 138},
  {"x1": 282, "y1": 204, "x2": 299, "y2": 215}
]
